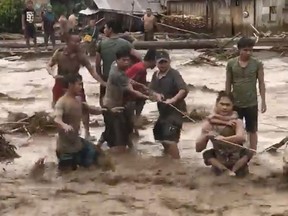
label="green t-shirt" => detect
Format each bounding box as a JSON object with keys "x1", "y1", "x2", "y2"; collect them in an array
[
  {"x1": 97, "y1": 37, "x2": 133, "y2": 80},
  {"x1": 226, "y1": 57, "x2": 263, "y2": 108}
]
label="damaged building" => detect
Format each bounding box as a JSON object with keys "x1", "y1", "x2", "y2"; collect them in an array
[
  {"x1": 80, "y1": 0, "x2": 164, "y2": 32},
  {"x1": 166, "y1": 0, "x2": 287, "y2": 37}
]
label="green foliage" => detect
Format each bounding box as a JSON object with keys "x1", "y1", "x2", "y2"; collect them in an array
[
  {"x1": 51, "y1": 2, "x2": 68, "y2": 18},
  {"x1": 0, "y1": 0, "x2": 25, "y2": 33}
]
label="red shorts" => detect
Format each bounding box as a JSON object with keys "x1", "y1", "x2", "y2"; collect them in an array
[{"x1": 52, "y1": 79, "x2": 86, "y2": 103}]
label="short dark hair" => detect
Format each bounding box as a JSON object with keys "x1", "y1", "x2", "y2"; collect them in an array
[
  {"x1": 63, "y1": 73, "x2": 82, "y2": 88},
  {"x1": 106, "y1": 20, "x2": 120, "y2": 33},
  {"x1": 216, "y1": 91, "x2": 234, "y2": 103},
  {"x1": 237, "y1": 37, "x2": 255, "y2": 49},
  {"x1": 144, "y1": 49, "x2": 156, "y2": 61},
  {"x1": 116, "y1": 48, "x2": 131, "y2": 60}
]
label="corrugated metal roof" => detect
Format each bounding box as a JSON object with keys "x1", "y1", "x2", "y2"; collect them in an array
[{"x1": 93, "y1": 0, "x2": 163, "y2": 14}]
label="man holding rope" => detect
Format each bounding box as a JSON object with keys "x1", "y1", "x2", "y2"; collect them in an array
[
  {"x1": 150, "y1": 50, "x2": 188, "y2": 159},
  {"x1": 196, "y1": 91, "x2": 253, "y2": 177}
]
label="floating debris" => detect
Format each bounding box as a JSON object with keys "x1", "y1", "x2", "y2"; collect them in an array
[
  {"x1": 183, "y1": 54, "x2": 223, "y2": 67},
  {"x1": 183, "y1": 49, "x2": 238, "y2": 67},
  {"x1": 0, "y1": 132, "x2": 20, "y2": 162},
  {"x1": 204, "y1": 48, "x2": 239, "y2": 61},
  {"x1": 2, "y1": 111, "x2": 57, "y2": 134}
]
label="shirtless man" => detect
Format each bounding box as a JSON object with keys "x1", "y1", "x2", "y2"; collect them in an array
[
  {"x1": 54, "y1": 73, "x2": 118, "y2": 170},
  {"x1": 142, "y1": 8, "x2": 157, "y2": 41},
  {"x1": 102, "y1": 48, "x2": 150, "y2": 152},
  {"x1": 58, "y1": 14, "x2": 69, "y2": 42},
  {"x1": 47, "y1": 34, "x2": 106, "y2": 140},
  {"x1": 196, "y1": 91, "x2": 253, "y2": 177}
]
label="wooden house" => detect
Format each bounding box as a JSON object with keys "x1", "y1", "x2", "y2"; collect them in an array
[{"x1": 167, "y1": 0, "x2": 287, "y2": 37}]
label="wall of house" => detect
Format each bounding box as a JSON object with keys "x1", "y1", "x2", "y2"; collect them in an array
[
  {"x1": 255, "y1": 0, "x2": 285, "y2": 31},
  {"x1": 211, "y1": 1, "x2": 232, "y2": 37},
  {"x1": 167, "y1": 0, "x2": 206, "y2": 16}
]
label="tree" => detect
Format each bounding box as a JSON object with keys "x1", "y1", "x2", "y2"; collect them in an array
[{"x1": 0, "y1": 0, "x2": 25, "y2": 33}]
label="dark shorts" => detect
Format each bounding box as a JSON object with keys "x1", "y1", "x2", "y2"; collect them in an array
[
  {"x1": 234, "y1": 105, "x2": 258, "y2": 133},
  {"x1": 24, "y1": 25, "x2": 36, "y2": 39},
  {"x1": 102, "y1": 108, "x2": 133, "y2": 148},
  {"x1": 144, "y1": 31, "x2": 154, "y2": 41},
  {"x1": 153, "y1": 114, "x2": 182, "y2": 143},
  {"x1": 56, "y1": 138, "x2": 99, "y2": 170},
  {"x1": 44, "y1": 31, "x2": 55, "y2": 45},
  {"x1": 203, "y1": 148, "x2": 252, "y2": 176}
]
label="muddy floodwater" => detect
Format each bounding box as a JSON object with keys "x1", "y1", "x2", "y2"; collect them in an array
[{"x1": 1, "y1": 50, "x2": 288, "y2": 216}]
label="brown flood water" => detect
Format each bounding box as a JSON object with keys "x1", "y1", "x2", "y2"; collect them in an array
[{"x1": 1, "y1": 50, "x2": 288, "y2": 216}]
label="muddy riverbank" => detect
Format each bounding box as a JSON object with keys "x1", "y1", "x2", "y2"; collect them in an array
[{"x1": 1, "y1": 50, "x2": 288, "y2": 216}]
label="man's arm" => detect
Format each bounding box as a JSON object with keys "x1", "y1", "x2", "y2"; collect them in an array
[
  {"x1": 82, "y1": 102, "x2": 102, "y2": 115},
  {"x1": 220, "y1": 119, "x2": 246, "y2": 144},
  {"x1": 257, "y1": 63, "x2": 267, "y2": 113},
  {"x1": 125, "y1": 83, "x2": 149, "y2": 100},
  {"x1": 195, "y1": 121, "x2": 212, "y2": 152},
  {"x1": 225, "y1": 62, "x2": 232, "y2": 93},
  {"x1": 54, "y1": 101, "x2": 72, "y2": 131},
  {"x1": 95, "y1": 52, "x2": 102, "y2": 76},
  {"x1": 130, "y1": 79, "x2": 147, "y2": 90},
  {"x1": 21, "y1": 13, "x2": 25, "y2": 30},
  {"x1": 130, "y1": 48, "x2": 142, "y2": 61},
  {"x1": 80, "y1": 54, "x2": 106, "y2": 86},
  {"x1": 46, "y1": 50, "x2": 59, "y2": 77}
]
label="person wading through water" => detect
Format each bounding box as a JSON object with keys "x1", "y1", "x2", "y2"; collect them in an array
[
  {"x1": 46, "y1": 34, "x2": 106, "y2": 141},
  {"x1": 53, "y1": 73, "x2": 120, "y2": 171},
  {"x1": 226, "y1": 37, "x2": 267, "y2": 151},
  {"x1": 101, "y1": 48, "x2": 151, "y2": 153},
  {"x1": 22, "y1": 0, "x2": 37, "y2": 51},
  {"x1": 141, "y1": 8, "x2": 157, "y2": 41},
  {"x1": 125, "y1": 49, "x2": 157, "y2": 136},
  {"x1": 150, "y1": 50, "x2": 188, "y2": 159},
  {"x1": 196, "y1": 91, "x2": 253, "y2": 177},
  {"x1": 95, "y1": 20, "x2": 142, "y2": 146}
]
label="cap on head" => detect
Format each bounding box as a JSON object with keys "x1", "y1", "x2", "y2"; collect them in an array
[{"x1": 156, "y1": 50, "x2": 170, "y2": 63}]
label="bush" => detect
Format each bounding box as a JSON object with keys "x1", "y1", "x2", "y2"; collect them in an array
[{"x1": 0, "y1": 0, "x2": 25, "y2": 33}]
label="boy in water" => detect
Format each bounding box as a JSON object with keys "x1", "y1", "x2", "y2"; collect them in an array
[{"x1": 54, "y1": 73, "x2": 119, "y2": 171}]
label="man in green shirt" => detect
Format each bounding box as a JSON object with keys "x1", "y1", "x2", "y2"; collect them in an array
[
  {"x1": 95, "y1": 20, "x2": 141, "y2": 106},
  {"x1": 225, "y1": 37, "x2": 267, "y2": 151}
]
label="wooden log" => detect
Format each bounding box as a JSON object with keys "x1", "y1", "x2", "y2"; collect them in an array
[
  {"x1": 134, "y1": 39, "x2": 220, "y2": 49},
  {"x1": 133, "y1": 37, "x2": 288, "y2": 50}
]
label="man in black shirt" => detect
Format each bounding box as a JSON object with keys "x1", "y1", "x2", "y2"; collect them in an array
[
  {"x1": 150, "y1": 51, "x2": 188, "y2": 159},
  {"x1": 22, "y1": 0, "x2": 37, "y2": 50}
]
